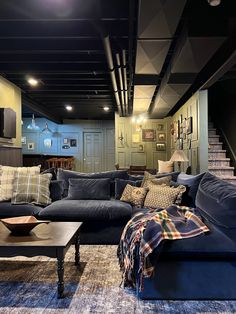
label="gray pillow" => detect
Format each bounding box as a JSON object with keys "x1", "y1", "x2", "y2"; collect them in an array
[{"x1": 67, "y1": 178, "x2": 111, "y2": 200}]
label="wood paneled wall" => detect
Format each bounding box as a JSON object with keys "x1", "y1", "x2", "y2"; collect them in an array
[
  {"x1": 115, "y1": 114, "x2": 171, "y2": 170},
  {"x1": 22, "y1": 118, "x2": 115, "y2": 172},
  {"x1": 0, "y1": 147, "x2": 22, "y2": 166}
]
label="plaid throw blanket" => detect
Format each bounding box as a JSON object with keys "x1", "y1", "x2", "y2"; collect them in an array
[{"x1": 118, "y1": 205, "x2": 209, "y2": 290}]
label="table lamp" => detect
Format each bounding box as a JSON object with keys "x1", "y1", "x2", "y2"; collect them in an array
[{"x1": 170, "y1": 150, "x2": 189, "y2": 172}]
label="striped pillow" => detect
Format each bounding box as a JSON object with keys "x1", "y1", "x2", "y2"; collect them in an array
[
  {"x1": 11, "y1": 173, "x2": 52, "y2": 206},
  {"x1": 0, "y1": 165, "x2": 41, "y2": 202}
]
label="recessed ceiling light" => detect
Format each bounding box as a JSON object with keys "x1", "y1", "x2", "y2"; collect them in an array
[
  {"x1": 207, "y1": 0, "x2": 221, "y2": 6},
  {"x1": 27, "y1": 77, "x2": 39, "y2": 86},
  {"x1": 103, "y1": 106, "x2": 109, "y2": 112},
  {"x1": 65, "y1": 105, "x2": 73, "y2": 111}
]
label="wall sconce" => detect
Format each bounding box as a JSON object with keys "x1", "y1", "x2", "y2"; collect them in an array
[
  {"x1": 131, "y1": 115, "x2": 147, "y2": 132},
  {"x1": 118, "y1": 131, "x2": 124, "y2": 143}
]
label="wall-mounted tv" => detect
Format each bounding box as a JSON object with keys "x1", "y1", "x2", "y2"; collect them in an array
[{"x1": 0, "y1": 108, "x2": 16, "y2": 139}]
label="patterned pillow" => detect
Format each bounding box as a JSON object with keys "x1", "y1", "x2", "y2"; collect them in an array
[
  {"x1": 0, "y1": 165, "x2": 41, "y2": 202},
  {"x1": 144, "y1": 184, "x2": 186, "y2": 209},
  {"x1": 11, "y1": 173, "x2": 52, "y2": 206},
  {"x1": 143, "y1": 176, "x2": 171, "y2": 188},
  {"x1": 120, "y1": 184, "x2": 148, "y2": 208}
]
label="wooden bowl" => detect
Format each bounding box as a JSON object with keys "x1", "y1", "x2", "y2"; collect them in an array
[{"x1": 0, "y1": 216, "x2": 50, "y2": 235}]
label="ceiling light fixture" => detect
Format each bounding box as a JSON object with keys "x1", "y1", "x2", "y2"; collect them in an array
[
  {"x1": 207, "y1": 0, "x2": 221, "y2": 6},
  {"x1": 65, "y1": 105, "x2": 73, "y2": 111},
  {"x1": 27, "y1": 114, "x2": 40, "y2": 131},
  {"x1": 41, "y1": 122, "x2": 53, "y2": 134},
  {"x1": 103, "y1": 106, "x2": 109, "y2": 112},
  {"x1": 27, "y1": 77, "x2": 39, "y2": 87}
]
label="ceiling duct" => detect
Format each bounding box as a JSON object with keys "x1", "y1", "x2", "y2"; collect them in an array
[
  {"x1": 116, "y1": 53, "x2": 126, "y2": 115},
  {"x1": 103, "y1": 36, "x2": 123, "y2": 116},
  {"x1": 122, "y1": 50, "x2": 129, "y2": 115}
]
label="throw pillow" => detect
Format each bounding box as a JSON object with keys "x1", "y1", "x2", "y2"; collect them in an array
[
  {"x1": 67, "y1": 178, "x2": 111, "y2": 200},
  {"x1": 49, "y1": 180, "x2": 64, "y2": 202},
  {"x1": 120, "y1": 184, "x2": 148, "y2": 207},
  {"x1": 141, "y1": 171, "x2": 171, "y2": 188},
  {"x1": 42, "y1": 167, "x2": 57, "y2": 180},
  {"x1": 144, "y1": 184, "x2": 186, "y2": 209},
  {"x1": 177, "y1": 172, "x2": 205, "y2": 206},
  {"x1": 11, "y1": 173, "x2": 52, "y2": 206},
  {"x1": 158, "y1": 160, "x2": 174, "y2": 173},
  {"x1": 0, "y1": 165, "x2": 41, "y2": 202},
  {"x1": 115, "y1": 178, "x2": 143, "y2": 200}
]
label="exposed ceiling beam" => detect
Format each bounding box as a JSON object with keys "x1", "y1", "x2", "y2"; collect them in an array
[{"x1": 22, "y1": 95, "x2": 62, "y2": 124}]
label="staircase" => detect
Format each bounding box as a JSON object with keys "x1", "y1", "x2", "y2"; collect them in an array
[{"x1": 208, "y1": 122, "x2": 236, "y2": 185}]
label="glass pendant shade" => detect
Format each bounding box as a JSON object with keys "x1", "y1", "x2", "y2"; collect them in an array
[{"x1": 27, "y1": 114, "x2": 40, "y2": 131}]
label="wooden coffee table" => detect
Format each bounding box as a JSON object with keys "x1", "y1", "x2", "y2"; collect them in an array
[{"x1": 0, "y1": 221, "x2": 82, "y2": 298}]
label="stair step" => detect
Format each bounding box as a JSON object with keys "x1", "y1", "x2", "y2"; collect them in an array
[
  {"x1": 208, "y1": 159, "x2": 230, "y2": 167},
  {"x1": 208, "y1": 135, "x2": 220, "y2": 138},
  {"x1": 208, "y1": 150, "x2": 226, "y2": 152},
  {"x1": 208, "y1": 152, "x2": 227, "y2": 159},
  {"x1": 209, "y1": 167, "x2": 234, "y2": 177},
  {"x1": 220, "y1": 176, "x2": 236, "y2": 185},
  {"x1": 209, "y1": 143, "x2": 223, "y2": 150},
  {"x1": 208, "y1": 135, "x2": 220, "y2": 144},
  {"x1": 208, "y1": 129, "x2": 217, "y2": 135}
]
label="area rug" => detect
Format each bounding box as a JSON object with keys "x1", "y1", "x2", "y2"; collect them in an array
[{"x1": 0, "y1": 245, "x2": 235, "y2": 314}]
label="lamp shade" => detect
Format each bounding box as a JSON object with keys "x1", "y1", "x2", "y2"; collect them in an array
[{"x1": 170, "y1": 150, "x2": 189, "y2": 162}]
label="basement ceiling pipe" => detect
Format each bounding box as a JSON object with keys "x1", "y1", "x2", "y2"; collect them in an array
[
  {"x1": 116, "y1": 53, "x2": 126, "y2": 116},
  {"x1": 103, "y1": 36, "x2": 123, "y2": 116},
  {"x1": 122, "y1": 50, "x2": 129, "y2": 115}
]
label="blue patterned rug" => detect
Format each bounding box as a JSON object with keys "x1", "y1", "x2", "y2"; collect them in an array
[{"x1": 0, "y1": 245, "x2": 235, "y2": 314}]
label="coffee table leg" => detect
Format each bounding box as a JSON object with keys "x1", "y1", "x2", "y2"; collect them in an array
[
  {"x1": 75, "y1": 231, "x2": 80, "y2": 266},
  {"x1": 57, "y1": 258, "x2": 64, "y2": 298}
]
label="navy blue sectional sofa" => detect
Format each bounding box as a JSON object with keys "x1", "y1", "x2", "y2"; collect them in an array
[
  {"x1": 1, "y1": 168, "x2": 236, "y2": 299},
  {"x1": 135, "y1": 172, "x2": 236, "y2": 300}
]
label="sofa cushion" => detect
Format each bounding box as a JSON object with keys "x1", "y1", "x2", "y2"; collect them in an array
[
  {"x1": 49, "y1": 180, "x2": 64, "y2": 202},
  {"x1": 159, "y1": 220, "x2": 236, "y2": 259},
  {"x1": 196, "y1": 172, "x2": 236, "y2": 228},
  {"x1": 0, "y1": 202, "x2": 42, "y2": 218},
  {"x1": 38, "y1": 199, "x2": 133, "y2": 221},
  {"x1": 177, "y1": 172, "x2": 205, "y2": 206},
  {"x1": 57, "y1": 168, "x2": 129, "y2": 197},
  {"x1": 67, "y1": 178, "x2": 110, "y2": 200},
  {"x1": 11, "y1": 173, "x2": 52, "y2": 206}
]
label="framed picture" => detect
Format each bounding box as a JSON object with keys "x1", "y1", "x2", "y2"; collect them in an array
[
  {"x1": 44, "y1": 138, "x2": 52, "y2": 148},
  {"x1": 157, "y1": 124, "x2": 164, "y2": 131},
  {"x1": 27, "y1": 142, "x2": 34, "y2": 150},
  {"x1": 186, "y1": 117, "x2": 193, "y2": 134},
  {"x1": 21, "y1": 136, "x2": 26, "y2": 145},
  {"x1": 157, "y1": 132, "x2": 166, "y2": 141},
  {"x1": 63, "y1": 138, "x2": 69, "y2": 144},
  {"x1": 156, "y1": 142, "x2": 166, "y2": 151},
  {"x1": 70, "y1": 139, "x2": 77, "y2": 147},
  {"x1": 142, "y1": 129, "x2": 156, "y2": 141},
  {"x1": 132, "y1": 133, "x2": 140, "y2": 143}
]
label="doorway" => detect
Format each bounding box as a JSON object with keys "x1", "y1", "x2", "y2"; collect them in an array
[{"x1": 83, "y1": 132, "x2": 103, "y2": 172}]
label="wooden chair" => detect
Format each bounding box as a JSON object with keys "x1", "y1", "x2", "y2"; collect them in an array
[
  {"x1": 46, "y1": 157, "x2": 74, "y2": 170},
  {"x1": 129, "y1": 165, "x2": 147, "y2": 175}
]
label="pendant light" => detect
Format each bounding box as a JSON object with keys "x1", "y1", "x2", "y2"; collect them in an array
[
  {"x1": 27, "y1": 114, "x2": 40, "y2": 131},
  {"x1": 41, "y1": 122, "x2": 53, "y2": 134}
]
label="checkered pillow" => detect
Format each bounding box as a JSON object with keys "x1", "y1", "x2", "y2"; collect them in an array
[
  {"x1": 11, "y1": 173, "x2": 52, "y2": 206},
  {"x1": 144, "y1": 184, "x2": 186, "y2": 209},
  {"x1": 0, "y1": 165, "x2": 41, "y2": 201}
]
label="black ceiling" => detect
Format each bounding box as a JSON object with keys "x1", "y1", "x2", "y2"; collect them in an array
[{"x1": 0, "y1": 0, "x2": 235, "y2": 122}]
